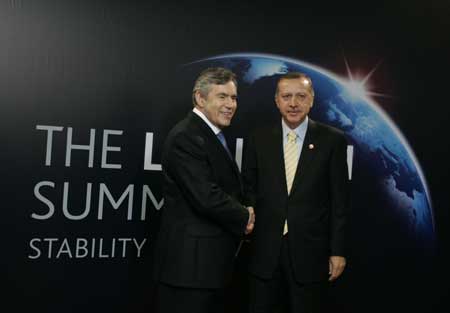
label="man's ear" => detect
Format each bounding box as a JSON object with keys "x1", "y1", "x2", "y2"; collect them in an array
[{"x1": 195, "y1": 91, "x2": 205, "y2": 108}]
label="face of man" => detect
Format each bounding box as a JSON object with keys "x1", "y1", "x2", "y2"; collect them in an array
[
  {"x1": 275, "y1": 78, "x2": 314, "y2": 129},
  {"x1": 195, "y1": 81, "x2": 237, "y2": 129}
]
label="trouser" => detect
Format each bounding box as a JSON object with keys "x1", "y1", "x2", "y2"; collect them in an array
[
  {"x1": 155, "y1": 281, "x2": 225, "y2": 313},
  {"x1": 249, "y1": 235, "x2": 328, "y2": 313}
]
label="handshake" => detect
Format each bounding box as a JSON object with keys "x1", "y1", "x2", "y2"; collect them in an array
[{"x1": 245, "y1": 206, "x2": 255, "y2": 235}]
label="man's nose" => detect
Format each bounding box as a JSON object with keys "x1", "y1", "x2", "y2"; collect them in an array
[{"x1": 226, "y1": 98, "x2": 236, "y2": 108}]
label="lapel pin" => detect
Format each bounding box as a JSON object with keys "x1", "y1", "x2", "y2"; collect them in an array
[{"x1": 308, "y1": 143, "x2": 314, "y2": 150}]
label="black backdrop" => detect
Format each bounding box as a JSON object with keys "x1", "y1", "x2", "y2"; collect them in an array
[{"x1": 1, "y1": 1, "x2": 449, "y2": 312}]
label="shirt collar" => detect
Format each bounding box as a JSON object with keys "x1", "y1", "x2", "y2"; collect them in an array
[
  {"x1": 193, "y1": 107, "x2": 221, "y2": 135},
  {"x1": 281, "y1": 116, "x2": 308, "y2": 140}
]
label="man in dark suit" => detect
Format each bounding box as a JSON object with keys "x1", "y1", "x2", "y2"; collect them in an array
[
  {"x1": 153, "y1": 67, "x2": 255, "y2": 313},
  {"x1": 242, "y1": 72, "x2": 350, "y2": 313}
]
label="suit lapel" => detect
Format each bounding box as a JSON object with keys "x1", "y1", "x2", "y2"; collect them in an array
[
  {"x1": 188, "y1": 112, "x2": 242, "y2": 182},
  {"x1": 290, "y1": 119, "x2": 318, "y2": 195}
]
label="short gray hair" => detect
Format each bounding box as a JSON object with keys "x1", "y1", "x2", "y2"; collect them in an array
[{"x1": 192, "y1": 67, "x2": 237, "y2": 106}]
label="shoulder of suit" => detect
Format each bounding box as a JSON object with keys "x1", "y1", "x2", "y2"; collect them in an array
[
  {"x1": 166, "y1": 115, "x2": 207, "y2": 147},
  {"x1": 312, "y1": 120, "x2": 345, "y2": 137},
  {"x1": 249, "y1": 123, "x2": 278, "y2": 139},
  {"x1": 311, "y1": 120, "x2": 348, "y2": 147}
]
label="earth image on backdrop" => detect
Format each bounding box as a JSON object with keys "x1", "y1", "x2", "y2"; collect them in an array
[{"x1": 175, "y1": 53, "x2": 435, "y2": 311}]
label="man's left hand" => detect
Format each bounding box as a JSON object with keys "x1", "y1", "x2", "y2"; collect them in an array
[
  {"x1": 245, "y1": 206, "x2": 255, "y2": 235},
  {"x1": 328, "y1": 256, "x2": 346, "y2": 281}
]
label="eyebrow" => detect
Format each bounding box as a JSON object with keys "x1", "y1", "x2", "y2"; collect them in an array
[
  {"x1": 217, "y1": 92, "x2": 237, "y2": 97},
  {"x1": 281, "y1": 92, "x2": 308, "y2": 95}
]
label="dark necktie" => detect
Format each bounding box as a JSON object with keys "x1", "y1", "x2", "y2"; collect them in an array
[{"x1": 217, "y1": 132, "x2": 232, "y2": 159}]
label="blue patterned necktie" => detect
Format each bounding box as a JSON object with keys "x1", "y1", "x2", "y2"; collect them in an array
[{"x1": 217, "y1": 132, "x2": 232, "y2": 159}]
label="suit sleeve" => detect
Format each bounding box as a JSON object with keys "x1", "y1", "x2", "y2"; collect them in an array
[
  {"x1": 166, "y1": 132, "x2": 249, "y2": 237},
  {"x1": 329, "y1": 134, "x2": 350, "y2": 257},
  {"x1": 242, "y1": 132, "x2": 258, "y2": 208}
]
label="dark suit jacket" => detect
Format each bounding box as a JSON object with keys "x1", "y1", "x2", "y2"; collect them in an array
[
  {"x1": 242, "y1": 118, "x2": 350, "y2": 283},
  {"x1": 153, "y1": 111, "x2": 249, "y2": 289}
]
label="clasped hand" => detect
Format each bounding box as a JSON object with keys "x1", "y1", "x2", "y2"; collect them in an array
[{"x1": 245, "y1": 206, "x2": 255, "y2": 235}]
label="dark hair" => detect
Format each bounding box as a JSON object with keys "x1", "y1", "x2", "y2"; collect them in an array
[{"x1": 275, "y1": 72, "x2": 314, "y2": 97}]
